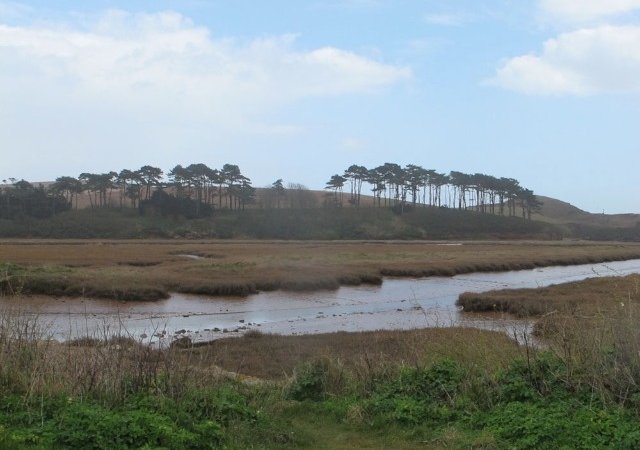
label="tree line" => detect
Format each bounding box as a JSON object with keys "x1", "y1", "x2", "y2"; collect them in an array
[
  {"x1": 0, "y1": 178, "x2": 69, "y2": 219},
  {"x1": 50, "y1": 165, "x2": 250, "y2": 210},
  {"x1": 325, "y1": 163, "x2": 542, "y2": 219},
  {"x1": 0, "y1": 164, "x2": 253, "y2": 219},
  {"x1": 1, "y1": 162, "x2": 541, "y2": 220}
]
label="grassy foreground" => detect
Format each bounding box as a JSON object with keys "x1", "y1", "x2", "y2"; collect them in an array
[
  {"x1": 2, "y1": 240, "x2": 640, "y2": 300},
  {"x1": 2, "y1": 312, "x2": 640, "y2": 449}
]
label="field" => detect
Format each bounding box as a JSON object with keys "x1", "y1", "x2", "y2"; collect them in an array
[{"x1": 2, "y1": 240, "x2": 640, "y2": 300}]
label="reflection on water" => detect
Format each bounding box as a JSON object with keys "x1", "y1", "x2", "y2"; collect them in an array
[{"x1": 3, "y1": 259, "x2": 640, "y2": 344}]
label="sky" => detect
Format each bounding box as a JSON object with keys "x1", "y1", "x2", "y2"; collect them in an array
[{"x1": 1, "y1": 0, "x2": 639, "y2": 213}]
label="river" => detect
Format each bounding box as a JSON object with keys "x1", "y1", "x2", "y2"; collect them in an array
[{"x1": 3, "y1": 259, "x2": 640, "y2": 344}]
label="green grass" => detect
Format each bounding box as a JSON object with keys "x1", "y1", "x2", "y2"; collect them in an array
[
  {"x1": 282, "y1": 355, "x2": 640, "y2": 449},
  {"x1": 0, "y1": 385, "x2": 298, "y2": 449},
  {"x1": 0, "y1": 311, "x2": 639, "y2": 448},
  {"x1": 2, "y1": 354, "x2": 639, "y2": 449}
]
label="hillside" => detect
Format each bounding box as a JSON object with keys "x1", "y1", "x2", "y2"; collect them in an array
[
  {"x1": 9, "y1": 181, "x2": 636, "y2": 223},
  {"x1": 534, "y1": 196, "x2": 640, "y2": 228},
  {"x1": 2, "y1": 182, "x2": 639, "y2": 240},
  {"x1": 0, "y1": 206, "x2": 563, "y2": 240}
]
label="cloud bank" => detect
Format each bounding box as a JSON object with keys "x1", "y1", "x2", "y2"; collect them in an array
[
  {"x1": 0, "y1": 8, "x2": 411, "y2": 181},
  {"x1": 0, "y1": 9, "x2": 410, "y2": 126},
  {"x1": 492, "y1": 25, "x2": 640, "y2": 95},
  {"x1": 492, "y1": 1, "x2": 640, "y2": 96}
]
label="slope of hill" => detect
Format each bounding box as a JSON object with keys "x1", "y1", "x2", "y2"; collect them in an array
[
  {"x1": 7, "y1": 182, "x2": 635, "y2": 226},
  {"x1": 3, "y1": 181, "x2": 638, "y2": 240},
  {"x1": 534, "y1": 196, "x2": 640, "y2": 228}
]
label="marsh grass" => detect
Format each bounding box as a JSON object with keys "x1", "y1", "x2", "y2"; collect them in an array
[
  {"x1": 0, "y1": 304, "x2": 521, "y2": 402},
  {"x1": 458, "y1": 274, "x2": 640, "y2": 317},
  {"x1": 533, "y1": 289, "x2": 640, "y2": 409},
  {"x1": 0, "y1": 311, "x2": 186, "y2": 404},
  {"x1": 458, "y1": 273, "x2": 640, "y2": 410},
  {"x1": 2, "y1": 240, "x2": 640, "y2": 300},
  {"x1": 188, "y1": 328, "x2": 521, "y2": 384}
]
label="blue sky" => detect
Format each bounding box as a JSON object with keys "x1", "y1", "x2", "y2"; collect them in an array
[{"x1": 1, "y1": 0, "x2": 639, "y2": 213}]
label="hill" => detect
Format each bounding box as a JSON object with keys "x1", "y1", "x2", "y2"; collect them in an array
[
  {"x1": 2, "y1": 181, "x2": 638, "y2": 240},
  {"x1": 534, "y1": 196, "x2": 640, "y2": 228}
]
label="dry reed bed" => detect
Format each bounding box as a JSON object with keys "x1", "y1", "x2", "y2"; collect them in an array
[
  {"x1": 184, "y1": 328, "x2": 521, "y2": 380},
  {"x1": 2, "y1": 240, "x2": 640, "y2": 300},
  {"x1": 458, "y1": 274, "x2": 640, "y2": 317},
  {"x1": 457, "y1": 274, "x2": 640, "y2": 404},
  {"x1": 0, "y1": 312, "x2": 229, "y2": 402},
  {"x1": 0, "y1": 304, "x2": 519, "y2": 401}
]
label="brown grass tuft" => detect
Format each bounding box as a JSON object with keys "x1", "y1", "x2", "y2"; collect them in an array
[
  {"x1": 185, "y1": 328, "x2": 521, "y2": 381},
  {"x1": 457, "y1": 274, "x2": 640, "y2": 318}
]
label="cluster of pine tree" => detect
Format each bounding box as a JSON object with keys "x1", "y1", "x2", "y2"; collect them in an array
[
  {"x1": 325, "y1": 164, "x2": 541, "y2": 219},
  {"x1": 1, "y1": 162, "x2": 540, "y2": 220}
]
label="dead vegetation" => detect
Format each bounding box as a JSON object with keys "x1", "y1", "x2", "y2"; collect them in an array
[
  {"x1": 457, "y1": 273, "x2": 640, "y2": 404},
  {"x1": 0, "y1": 308, "x2": 229, "y2": 402},
  {"x1": 185, "y1": 328, "x2": 521, "y2": 381},
  {"x1": 0, "y1": 305, "x2": 520, "y2": 401},
  {"x1": 458, "y1": 274, "x2": 640, "y2": 317},
  {"x1": 2, "y1": 240, "x2": 640, "y2": 300}
]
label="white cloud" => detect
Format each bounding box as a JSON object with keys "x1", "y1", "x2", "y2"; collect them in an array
[
  {"x1": 402, "y1": 37, "x2": 448, "y2": 57},
  {"x1": 0, "y1": 10, "x2": 410, "y2": 121},
  {"x1": 490, "y1": 25, "x2": 640, "y2": 95},
  {"x1": 539, "y1": 0, "x2": 640, "y2": 23},
  {"x1": 423, "y1": 13, "x2": 465, "y2": 27}
]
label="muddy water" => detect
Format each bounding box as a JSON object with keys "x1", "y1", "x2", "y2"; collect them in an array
[{"x1": 3, "y1": 259, "x2": 640, "y2": 344}]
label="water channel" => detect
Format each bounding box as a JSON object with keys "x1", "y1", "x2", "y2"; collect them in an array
[{"x1": 3, "y1": 259, "x2": 640, "y2": 344}]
